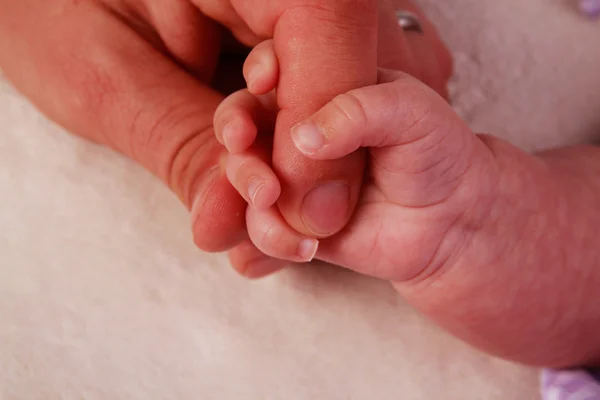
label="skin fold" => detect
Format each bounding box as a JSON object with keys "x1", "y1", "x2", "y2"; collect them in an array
[
  {"x1": 3, "y1": 0, "x2": 598, "y2": 373},
  {"x1": 217, "y1": 44, "x2": 600, "y2": 368},
  {"x1": 0, "y1": 0, "x2": 450, "y2": 273}
]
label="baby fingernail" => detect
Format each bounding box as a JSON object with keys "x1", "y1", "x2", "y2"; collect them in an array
[
  {"x1": 291, "y1": 122, "x2": 325, "y2": 155},
  {"x1": 247, "y1": 65, "x2": 263, "y2": 89},
  {"x1": 222, "y1": 122, "x2": 235, "y2": 152},
  {"x1": 297, "y1": 238, "x2": 319, "y2": 262},
  {"x1": 248, "y1": 177, "x2": 265, "y2": 207}
]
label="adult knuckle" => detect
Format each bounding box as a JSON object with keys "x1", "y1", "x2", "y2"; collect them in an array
[{"x1": 144, "y1": 104, "x2": 220, "y2": 204}]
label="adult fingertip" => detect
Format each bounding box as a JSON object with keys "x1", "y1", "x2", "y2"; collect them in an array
[
  {"x1": 190, "y1": 172, "x2": 247, "y2": 252},
  {"x1": 239, "y1": 256, "x2": 288, "y2": 279}
]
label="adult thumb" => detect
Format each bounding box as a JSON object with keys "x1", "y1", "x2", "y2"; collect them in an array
[{"x1": 0, "y1": 1, "x2": 246, "y2": 252}]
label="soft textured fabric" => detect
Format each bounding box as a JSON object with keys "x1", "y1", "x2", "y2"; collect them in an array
[
  {"x1": 542, "y1": 370, "x2": 600, "y2": 399},
  {"x1": 1, "y1": 0, "x2": 599, "y2": 399},
  {"x1": 580, "y1": 0, "x2": 600, "y2": 17}
]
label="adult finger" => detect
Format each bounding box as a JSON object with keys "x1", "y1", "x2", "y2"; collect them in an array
[
  {"x1": 379, "y1": 0, "x2": 453, "y2": 97},
  {"x1": 228, "y1": 240, "x2": 288, "y2": 279},
  {"x1": 138, "y1": 0, "x2": 223, "y2": 82},
  {"x1": 219, "y1": 0, "x2": 379, "y2": 237}
]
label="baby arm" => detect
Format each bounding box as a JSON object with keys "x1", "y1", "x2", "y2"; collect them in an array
[{"x1": 218, "y1": 56, "x2": 600, "y2": 367}]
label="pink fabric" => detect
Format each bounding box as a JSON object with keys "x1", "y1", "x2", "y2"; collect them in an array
[
  {"x1": 542, "y1": 370, "x2": 600, "y2": 399},
  {"x1": 580, "y1": 0, "x2": 600, "y2": 17}
]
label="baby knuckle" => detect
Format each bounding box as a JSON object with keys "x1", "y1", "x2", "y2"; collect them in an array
[
  {"x1": 256, "y1": 223, "x2": 296, "y2": 258},
  {"x1": 328, "y1": 91, "x2": 369, "y2": 130}
]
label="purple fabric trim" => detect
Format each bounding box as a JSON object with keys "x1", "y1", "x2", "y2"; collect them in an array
[
  {"x1": 580, "y1": 0, "x2": 600, "y2": 17},
  {"x1": 541, "y1": 369, "x2": 600, "y2": 399}
]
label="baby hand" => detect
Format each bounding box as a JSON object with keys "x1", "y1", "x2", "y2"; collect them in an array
[
  {"x1": 218, "y1": 58, "x2": 494, "y2": 279},
  {"x1": 216, "y1": 50, "x2": 537, "y2": 364},
  {"x1": 215, "y1": 5, "x2": 453, "y2": 277},
  {"x1": 218, "y1": 27, "x2": 600, "y2": 369}
]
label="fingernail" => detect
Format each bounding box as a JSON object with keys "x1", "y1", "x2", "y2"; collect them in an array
[
  {"x1": 222, "y1": 122, "x2": 236, "y2": 152},
  {"x1": 297, "y1": 238, "x2": 319, "y2": 262},
  {"x1": 247, "y1": 65, "x2": 263, "y2": 90},
  {"x1": 248, "y1": 177, "x2": 265, "y2": 207},
  {"x1": 580, "y1": 0, "x2": 600, "y2": 17},
  {"x1": 301, "y1": 182, "x2": 350, "y2": 236},
  {"x1": 291, "y1": 122, "x2": 325, "y2": 155}
]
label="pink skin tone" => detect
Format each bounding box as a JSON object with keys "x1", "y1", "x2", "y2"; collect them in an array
[
  {"x1": 2, "y1": 0, "x2": 597, "y2": 371},
  {"x1": 0, "y1": 0, "x2": 432, "y2": 258},
  {"x1": 220, "y1": 1, "x2": 453, "y2": 278},
  {"x1": 214, "y1": 9, "x2": 453, "y2": 277},
  {"x1": 1, "y1": 0, "x2": 451, "y2": 278},
  {"x1": 216, "y1": 43, "x2": 600, "y2": 368}
]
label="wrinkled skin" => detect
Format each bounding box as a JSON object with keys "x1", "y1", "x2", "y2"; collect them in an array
[{"x1": 0, "y1": 0, "x2": 451, "y2": 272}]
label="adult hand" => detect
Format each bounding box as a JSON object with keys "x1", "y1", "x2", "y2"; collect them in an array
[
  {"x1": 0, "y1": 0, "x2": 450, "y2": 262},
  {"x1": 0, "y1": 0, "x2": 245, "y2": 252}
]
